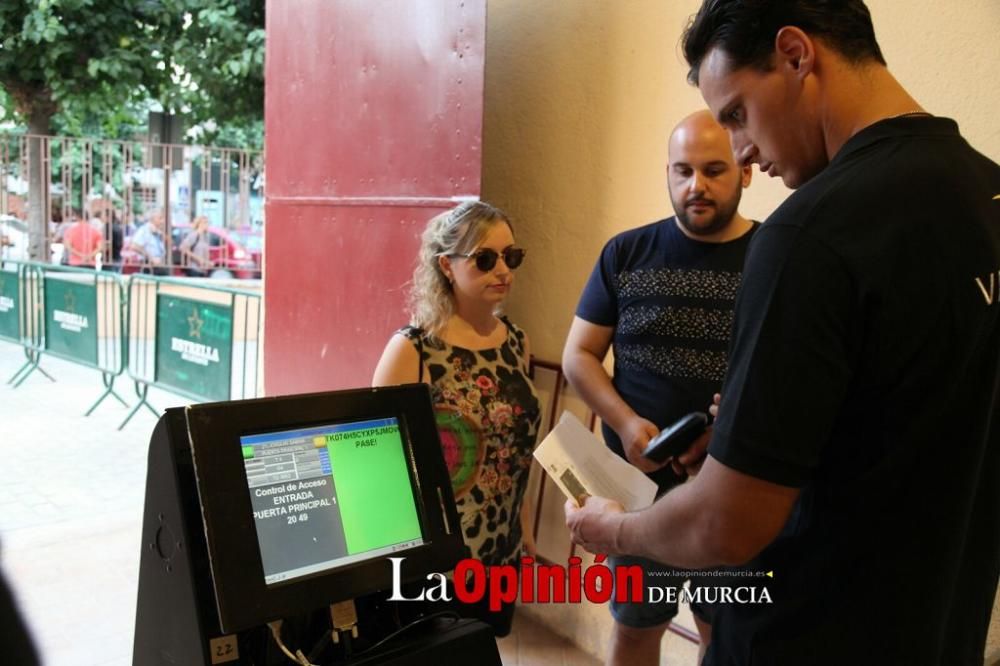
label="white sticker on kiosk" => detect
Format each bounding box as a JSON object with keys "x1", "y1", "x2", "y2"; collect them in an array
[{"x1": 209, "y1": 635, "x2": 239, "y2": 664}]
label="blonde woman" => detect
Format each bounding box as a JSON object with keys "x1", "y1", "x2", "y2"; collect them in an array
[{"x1": 373, "y1": 200, "x2": 540, "y2": 636}]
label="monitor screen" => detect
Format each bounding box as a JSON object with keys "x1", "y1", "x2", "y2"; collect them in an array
[
  {"x1": 241, "y1": 417, "x2": 424, "y2": 585},
  {"x1": 167, "y1": 384, "x2": 466, "y2": 633}
]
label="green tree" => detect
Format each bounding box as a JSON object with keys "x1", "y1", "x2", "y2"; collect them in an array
[
  {"x1": 0, "y1": 0, "x2": 264, "y2": 257},
  {"x1": 167, "y1": 2, "x2": 264, "y2": 148}
]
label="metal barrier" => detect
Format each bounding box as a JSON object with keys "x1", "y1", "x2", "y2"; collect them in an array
[
  {"x1": 0, "y1": 259, "x2": 52, "y2": 386},
  {"x1": 4, "y1": 261, "x2": 128, "y2": 416},
  {"x1": 123, "y1": 273, "x2": 261, "y2": 430}
]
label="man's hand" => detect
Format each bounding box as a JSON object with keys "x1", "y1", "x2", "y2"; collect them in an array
[
  {"x1": 619, "y1": 415, "x2": 663, "y2": 472},
  {"x1": 564, "y1": 495, "x2": 626, "y2": 556},
  {"x1": 671, "y1": 427, "x2": 711, "y2": 477}
]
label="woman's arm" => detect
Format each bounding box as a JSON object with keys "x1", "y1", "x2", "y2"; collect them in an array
[
  {"x1": 372, "y1": 333, "x2": 424, "y2": 386},
  {"x1": 520, "y1": 329, "x2": 538, "y2": 556}
]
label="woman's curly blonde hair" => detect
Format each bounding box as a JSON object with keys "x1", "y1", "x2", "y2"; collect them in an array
[{"x1": 409, "y1": 200, "x2": 513, "y2": 338}]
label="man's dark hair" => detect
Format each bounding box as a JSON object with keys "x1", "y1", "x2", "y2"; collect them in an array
[{"x1": 682, "y1": 0, "x2": 886, "y2": 85}]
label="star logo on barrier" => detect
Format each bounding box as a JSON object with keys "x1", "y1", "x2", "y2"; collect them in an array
[
  {"x1": 64, "y1": 290, "x2": 76, "y2": 313},
  {"x1": 188, "y1": 307, "x2": 204, "y2": 340}
]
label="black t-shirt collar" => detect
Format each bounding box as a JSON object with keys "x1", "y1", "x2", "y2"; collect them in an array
[
  {"x1": 831, "y1": 115, "x2": 959, "y2": 168},
  {"x1": 664, "y1": 216, "x2": 760, "y2": 248}
]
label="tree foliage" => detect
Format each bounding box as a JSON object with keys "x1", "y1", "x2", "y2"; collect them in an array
[
  {"x1": 0, "y1": 0, "x2": 263, "y2": 147},
  {"x1": 168, "y1": 1, "x2": 264, "y2": 142}
]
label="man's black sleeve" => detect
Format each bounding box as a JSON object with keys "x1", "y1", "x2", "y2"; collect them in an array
[{"x1": 575, "y1": 238, "x2": 619, "y2": 326}]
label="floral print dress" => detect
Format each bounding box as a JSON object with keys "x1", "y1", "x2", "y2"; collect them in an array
[{"x1": 400, "y1": 317, "x2": 541, "y2": 566}]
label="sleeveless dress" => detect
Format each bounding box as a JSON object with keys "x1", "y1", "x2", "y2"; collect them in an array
[{"x1": 400, "y1": 317, "x2": 541, "y2": 567}]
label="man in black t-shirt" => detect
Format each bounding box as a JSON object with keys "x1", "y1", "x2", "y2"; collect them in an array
[
  {"x1": 563, "y1": 110, "x2": 756, "y2": 666},
  {"x1": 565, "y1": 2, "x2": 1000, "y2": 665}
]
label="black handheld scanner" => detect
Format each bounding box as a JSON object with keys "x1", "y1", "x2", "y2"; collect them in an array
[{"x1": 642, "y1": 412, "x2": 709, "y2": 463}]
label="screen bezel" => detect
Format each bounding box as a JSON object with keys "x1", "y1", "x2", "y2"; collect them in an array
[{"x1": 185, "y1": 384, "x2": 467, "y2": 633}]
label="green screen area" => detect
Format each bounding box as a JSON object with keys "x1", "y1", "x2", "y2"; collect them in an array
[{"x1": 325, "y1": 423, "x2": 422, "y2": 555}]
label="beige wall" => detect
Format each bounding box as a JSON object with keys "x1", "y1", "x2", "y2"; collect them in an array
[{"x1": 483, "y1": 0, "x2": 1000, "y2": 662}]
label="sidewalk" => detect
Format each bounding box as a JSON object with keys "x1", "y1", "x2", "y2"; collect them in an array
[{"x1": 0, "y1": 342, "x2": 186, "y2": 666}]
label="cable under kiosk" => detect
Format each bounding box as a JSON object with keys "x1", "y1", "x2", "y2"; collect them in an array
[{"x1": 133, "y1": 384, "x2": 502, "y2": 665}]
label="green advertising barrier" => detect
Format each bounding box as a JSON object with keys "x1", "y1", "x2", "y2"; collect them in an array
[
  {"x1": 123, "y1": 273, "x2": 261, "y2": 430},
  {"x1": 155, "y1": 294, "x2": 233, "y2": 401},
  {"x1": 7, "y1": 263, "x2": 126, "y2": 416},
  {"x1": 44, "y1": 276, "x2": 99, "y2": 366},
  {"x1": 4, "y1": 262, "x2": 54, "y2": 387},
  {"x1": 0, "y1": 269, "x2": 17, "y2": 341}
]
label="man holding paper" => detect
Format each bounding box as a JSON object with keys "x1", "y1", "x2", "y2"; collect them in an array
[
  {"x1": 562, "y1": 109, "x2": 757, "y2": 666},
  {"x1": 566, "y1": 1, "x2": 1000, "y2": 665}
]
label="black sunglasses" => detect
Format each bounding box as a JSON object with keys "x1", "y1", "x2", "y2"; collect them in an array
[{"x1": 451, "y1": 246, "x2": 526, "y2": 272}]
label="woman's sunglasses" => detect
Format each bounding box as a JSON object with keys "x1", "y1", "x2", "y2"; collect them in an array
[{"x1": 451, "y1": 247, "x2": 526, "y2": 272}]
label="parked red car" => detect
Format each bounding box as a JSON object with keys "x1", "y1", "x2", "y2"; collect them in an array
[
  {"x1": 120, "y1": 223, "x2": 261, "y2": 279},
  {"x1": 228, "y1": 227, "x2": 264, "y2": 274}
]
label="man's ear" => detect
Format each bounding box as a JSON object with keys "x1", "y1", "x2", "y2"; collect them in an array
[
  {"x1": 741, "y1": 164, "x2": 753, "y2": 188},
  {"x1": 774, "y1": 26, "x2": 815, "y2": 81}
]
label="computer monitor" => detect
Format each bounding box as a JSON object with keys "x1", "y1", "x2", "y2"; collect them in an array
[{"x1": 134, "y1": 384, "x2": 469, "y2": 663}]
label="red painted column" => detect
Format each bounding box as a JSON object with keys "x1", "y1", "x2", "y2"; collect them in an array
[{"x1": 263, "y1": 0, "x2": 485, "y2": 395}]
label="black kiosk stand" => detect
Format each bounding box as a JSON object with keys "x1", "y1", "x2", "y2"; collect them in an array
[{"x1": 133, "y1": 385, "x2": 502, "y2": 665}]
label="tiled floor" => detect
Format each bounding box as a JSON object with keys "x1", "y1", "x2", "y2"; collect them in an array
[
  {"x1": 0, "y1": 345, "x2": 602, "y2": 665},
  {"x1": 498, "y1": 614, "x2": 601, "y2": 666}
]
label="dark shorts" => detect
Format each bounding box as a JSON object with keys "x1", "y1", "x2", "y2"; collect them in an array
[{"x1": 609, "y1": 553, "x2": 712, "y2": 629}]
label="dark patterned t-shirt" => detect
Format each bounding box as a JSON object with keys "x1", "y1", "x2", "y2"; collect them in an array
[
  {"x1": 400, "y1": 318, "x2": 541, "y2": 566},
  {"x1": 575, "y1": 217, "x2": 758, "y2": 484}
]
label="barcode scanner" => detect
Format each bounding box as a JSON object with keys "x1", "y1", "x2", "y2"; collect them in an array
[{"x1": 642, "y1": 412, "x2": 709, "y2": 463}]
